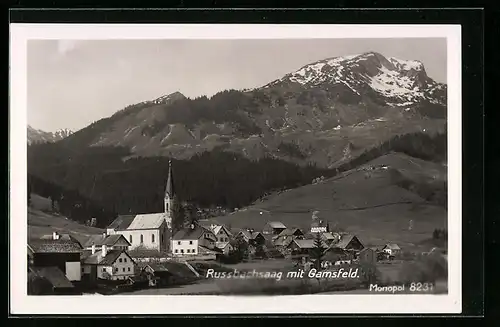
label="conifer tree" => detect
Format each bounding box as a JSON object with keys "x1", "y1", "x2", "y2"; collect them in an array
[{"x1": 311, "y1": 233, "x2": 326, "y2": 270}]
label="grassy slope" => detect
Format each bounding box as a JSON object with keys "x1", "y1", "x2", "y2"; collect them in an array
[
  {"x1": 28, "y1": 194, "x2": 104, "y2": 244},
  {"x1": 212, "y1": 152, "x2": 447, "y2": 249}
]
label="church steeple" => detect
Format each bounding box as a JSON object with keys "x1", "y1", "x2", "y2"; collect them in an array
[
  {"x1": 164, "y1": 160, "x2": 175, "y2": 215},
  {"x1": 165, "y1": 160, "x2": 175, "y2": 199}
]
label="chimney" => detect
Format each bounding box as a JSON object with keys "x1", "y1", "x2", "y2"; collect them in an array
[
  {"x1": 52, "y1": 232, "x2": 59, "y2": 240},
  {"x1": 102, "y1": 232, "x2": 106, "y2": 239},
  {"x1": 102, "y1": 244, "x2": 108, "y2": 257},
  {"x1": 91, "y1": 244, "x2": 96, "y2": 255},
  {"x1": 190, "y1": 224, "x2": 195, "y2": 230}
]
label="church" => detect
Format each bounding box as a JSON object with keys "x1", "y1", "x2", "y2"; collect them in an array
[{"x1": 106, "y1": 160, "x2": 177, "y2": 252}]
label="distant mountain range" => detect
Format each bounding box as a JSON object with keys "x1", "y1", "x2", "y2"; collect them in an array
[
  {"x1": 27, "y1": 125, "x2": 73, "y2": 145},
  {"x1": 44, "y1": 51, "x2": 446, "y2": 169},
  {"x1": 27, "y1": 52, "x2": 448, "y2": 220}
]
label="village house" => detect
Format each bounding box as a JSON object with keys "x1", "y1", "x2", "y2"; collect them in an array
[
  {"x1": 170, "y1": 223, "x2": 217, "y2": 257},
  {"x1": 106, "y1": 160, "x2": 176, "y2": 252},
  {"x1": 81, "y1": 244, "x2": 136, "y2": 281},
  {"x1": 287, "y1": 239, "x2": 328, "y2": 256},
  {"x1": 28, "y1": 232, "x2": 83, "y2": 282},
  {"x1": 272, "y1": 228, "x2": 304, "y2": 249},
  {"x1": 262, "y1": 221, "x2": 287, "y2": 236},
  {"x1": 82, "y1": 233, "x2": 131, "y2": 252},
  {"x1": 323, "y1": 233, "x2": 364, "y2": 260},
  {"x1": 234, "y1": 229, "x2": 266, "y2": 246},
  {"x1": 381, "y1": 243, "x2": 401, "y2": 256}
]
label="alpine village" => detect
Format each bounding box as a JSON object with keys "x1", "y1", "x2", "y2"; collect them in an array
[{"x1": 27, "y1": 52, "x2": 449, "y2": 295}]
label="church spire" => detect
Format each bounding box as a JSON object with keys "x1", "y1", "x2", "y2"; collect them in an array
[{"x1": 165, "y1": 160, "x2": 175, "y2": 198}]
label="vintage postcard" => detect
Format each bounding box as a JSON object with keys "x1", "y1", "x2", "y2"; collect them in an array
[{"x1": 10, "y1": 24, "x2": 462, "y2": 314}]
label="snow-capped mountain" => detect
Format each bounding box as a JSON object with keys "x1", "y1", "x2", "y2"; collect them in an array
[
  {"x1": 27, "y1": 125, "x2": 73, "y2": 145},
  {"x1": 32, "y1": 52, "x2": 447, "y2": 168},
  {"x1": 264, "y1": 52, "x2": 446, "y2": 108}
]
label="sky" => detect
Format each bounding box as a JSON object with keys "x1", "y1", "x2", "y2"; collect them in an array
[{"x1": 27, "y1": 38, "x2": 447, "y2": 132}]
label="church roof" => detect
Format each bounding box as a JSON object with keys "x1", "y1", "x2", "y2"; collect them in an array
[
  {"x1": 108, "y1": 213, "x2": 168, "y2": 231},
  {"x1": 165, "y1": 160, "x2": 175, "y2": 198},
  {"x1": 128, "y1": 213, "x2": 168, "y2": 230}
]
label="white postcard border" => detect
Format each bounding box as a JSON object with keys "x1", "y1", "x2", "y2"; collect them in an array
[{"x1": 9, "y1": 24, "x2": 462, "y2": 314}]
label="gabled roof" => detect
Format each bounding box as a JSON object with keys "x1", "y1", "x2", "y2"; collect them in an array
[
  {"x1": 334, "y1": 234, "x2": 359, "y2": 249},
  {"x1": 198, "y1": 245, "x2": 223, "y2": 254},
  {"x1": 273, "y1": 236, "x2": 294, "y2": 247},
  {"x1": 28, "y1": 237, "x2": 83, "y2": 254},
  {"x1": 30, "y1": 266, "x2": 74, "y2": 289},
  {"x1": 127, "y1": 213, "x2": 167, "y2": 230},
  {"x1": 172, "y1": 226, "x2": 213, "y2": 240},
  {"x1": 291, "y1": 239, "x2": 327, "y2": 249},
  {"x1": 213, "y1": 225, "x2": 232, "y2": 237},
  {"x1": 252, "y1": 231, "x2": 264, "y2": 239},
  {"x1": 107, "y1": 215, "x2": 136, "y2": 230},
  {"x1": 265, "y1": 221, "x2": 287, "y2": 229},
  {"x1": 83, "y1": 234, "x2": 131, "y2": 248},
  {"x1": 321, "y1": 232, "x2": 337, "y2": 240},
  {"x1": 383, "y1": 243, "x2": 401, "y2": 250},
  {"x1": 82, "y1": 249, "x2": 133, "y2": 266},
  {"x1": 140, "y1": 261, "x2": 197, "y2": 278},
  {"x1": 278, "y1": 228, "x2": 304, "y2": 237}
]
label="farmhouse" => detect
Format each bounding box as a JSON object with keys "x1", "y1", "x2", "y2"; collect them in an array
[
  {"x1": 81, "y1": 245, "x2": 136, "y2": 281},
  {"x1": 106, "y1": 160, "x2": 176, "y2": 252},
  {"x1": 381, "y1": 243, "x2": 401, "y2": 256},
  {"x1": 28, "y1": 232, "x2": 83, "y2": 282},
  {"x1": 212, "y1": 225, "x2": 233, "y2": 251},
  {"x1": 287, "y1": 239, "x2": 328, "y2": 256},
  {"x1": 334, "y1": 234, "x2": 364, "y2": 252},
  {"x1": 171, "y1": 224, "x2": 217, "y2": 257},
  {"x1": 262, "y1": 221, "x2": 287, "y2": 235},
  {"x1": 235, "y1": 229, "x2": 266, "y2": 246}
]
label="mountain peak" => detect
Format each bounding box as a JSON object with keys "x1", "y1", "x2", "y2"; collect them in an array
[{"x1": 151, "y1": 91, "x2": 186, "y2": 105}]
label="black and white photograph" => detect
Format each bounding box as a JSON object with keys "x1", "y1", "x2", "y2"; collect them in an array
[{"x1": 10, "y1": 24, "x2": 462, "y2": 314}]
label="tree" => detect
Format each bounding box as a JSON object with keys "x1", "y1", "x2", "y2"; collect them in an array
[
  {"x1": 229, "y1": 235, "x2": 249, "y2": 262},
  {"x1": 182, "y1": 202, "x2": 200, "y2": 227},
  {"x1": 170, "y1": 196, "x2": 185, "y2": 235},
  {"x1": 311, "y1": 233, "x2": 326, "y2": 270}
]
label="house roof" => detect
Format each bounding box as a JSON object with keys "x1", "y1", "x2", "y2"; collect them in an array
[
  {"x1": 384, "y1": 243, "x2": 401, "y2": 250},
  {"x1": 321, "y1": 232, "x2": 337, "y2": 240},
  {"x1": 107, "y1": 215, "x2": 136, "y2": 230},
  {"x1": 83, "y1": 234, "x2": 130, "y2": 248},
  {"x1": 199, "y1": 245, "x2": 223, "y2": 254},
  {"x1": 31, "y1": 266, "x2": 74, "y2": 289},
  {"x1": 273, "y1": 236, "x2": 294, "y2": 247},
  {"x1": 278, "y1": 228, "x2": 304, "y2": 237},
  {"x1": 266, "y1": 221, "x2": 287, "y2": 229},
  {"x1": 213, "y1": 225, "x2": 232, "y2": 236},
  {"x1": 172, "y1": 226, "x2": 212, "y2": 240},
  {"x1": 334, "y1": 234, "x2": 358, "y2": 249},
  {"x1": 28, "y1": 238, "x2": 83, "y2": 253},
  {"x1": 292, "y1": 239, "x2": 327, "y2": 249},
  {"x1": 82, "y1": 249, "x2": 132, "y2": 266}
]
